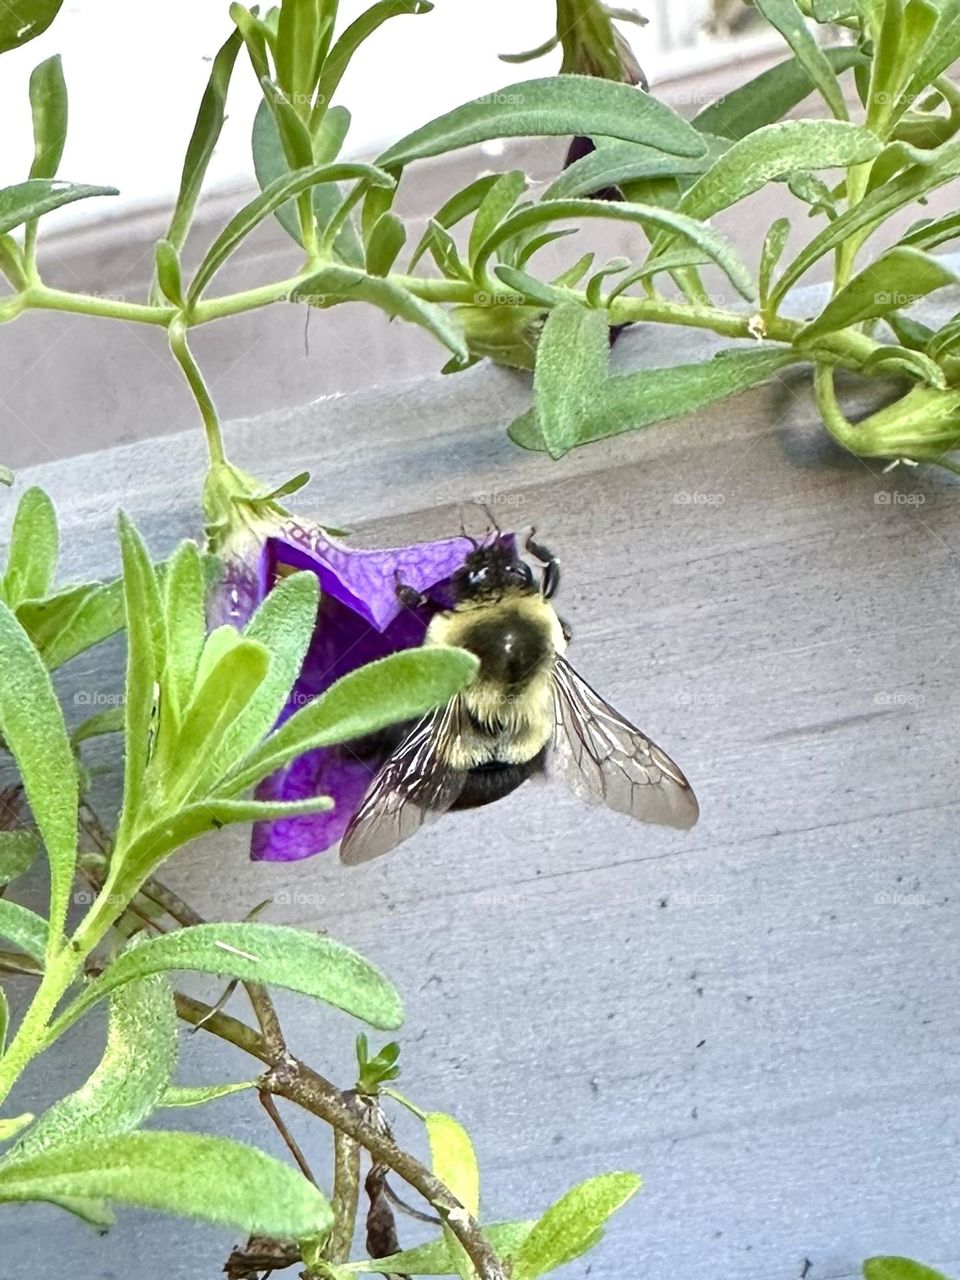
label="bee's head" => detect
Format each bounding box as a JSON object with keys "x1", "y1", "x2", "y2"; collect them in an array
[{"x1": 454, "y1": 539, "x2": 534, "y2": 602}]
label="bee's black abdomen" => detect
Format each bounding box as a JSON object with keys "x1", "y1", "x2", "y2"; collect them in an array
[{"x1": 450, "y1": 747, "x2": 548, "y2": 810}]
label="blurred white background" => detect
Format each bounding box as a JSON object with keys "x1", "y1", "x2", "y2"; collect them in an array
[{"x1": 0, "y1": 0, "x2": 772, "y2": 226}]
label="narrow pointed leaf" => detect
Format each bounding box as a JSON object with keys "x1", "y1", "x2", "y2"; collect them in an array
[
  {"x1": 798, "y1": 246, "x2": 958, "y2": 341},
  {"x1": 511, "y1": 1173, "x2": 642, "y2": 1280},
  {"x1": 53, "y1": 922, "x2": 403, "y2": 1035},
  {"x1": 754, "y1": 0, "x2": 849, "y2": 119},
  {"x1": 0, "y1": 603, "x2": 76, "y2": 949},
  {"x1": 533, "y1": 304, "x2": 610, "y2": 460},
  {"x1": 377, "y1": 76, "x2": 707, "y2": 168},
  {"x1": 2, "y1": 487, "x2": 57, "y2": 606},
  {"x1": 0, "y1": 899, "x2": 48, "y2": 964},
  {"x1": 0, "y1": 181, "x2": 117, "y2": 235},
  {"x1": 0, "y1": 1131, "x2": 333, "y2": 1235},
  {"x1": 4, "y1": 976, "x2": 177, "y2": 1164},
  {"x1": 224, "y1": 646, "x2": 479, "y2": 794},
  {"x1": 318, "y1": 0, "x2": 433, "y2": 106},
  {"x1": 16, "y1": 578, "x2": 123, "y2": 670},
  {"x1": 28, "y1": 55, "x2": 67, "y2": 182},
  {"x1": 160, "y1": 1081, "x2": 258, "y2": 1107}
]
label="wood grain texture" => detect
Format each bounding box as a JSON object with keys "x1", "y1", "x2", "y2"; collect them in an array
[{"x1": 2, "y1": 285, "x2": 959, "y2": 1280}]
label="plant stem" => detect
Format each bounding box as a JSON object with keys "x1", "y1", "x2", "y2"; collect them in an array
[{"x1": 168, "y1": 321, "x2": 227, "y2": 466}]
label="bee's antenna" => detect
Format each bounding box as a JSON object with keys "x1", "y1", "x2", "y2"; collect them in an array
[
  {"x1": 478, "y1": 501, "x2": 502, "y2": 542},
  {"x1": 457, "y1": 505, "x2": 479, "y2": 549}
]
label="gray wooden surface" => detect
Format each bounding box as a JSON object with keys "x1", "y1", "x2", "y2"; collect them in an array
[{"x1": 2, "y1": 292, "x2": 960, "y2": 1280}]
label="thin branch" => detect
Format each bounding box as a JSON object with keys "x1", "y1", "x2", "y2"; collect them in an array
[{"x1": 259, "y1": 1090, "x2": 318, "y2": 1186}]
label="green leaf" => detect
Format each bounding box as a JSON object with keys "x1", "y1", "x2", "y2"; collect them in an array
[
  {"x1": 377, "y1": 76, "x2": 707, "y2": 168},
  {"x1": 204, "y1": 570, "x2": 319, "y2": 786},
  {"x1": 365, "y1": 211, "x2": 407, "y2": 276},
  {"x1": 0, "y1": 1115, "x2": 34, "y2": 1144},
  {"x1": 0, "y1": 831, "x2": 39, "y2": 887},
  {"x1": 154, "y1": 239, "x2": 184, "y2": 308},
  {"x1": 864, "y1": 1261, "x2": 951, "y2": 1280},
  {"x1": 887, "y1": 309, "x2": 936, "y2": 350},
  {"x1": 759, "y1": 217, "x2": 791, "y2": 308},
  {"x1": 28, "y1": 55, "x2": 67, "y2": 181},
  {"x1": 0, "y1": 899, "x2": 48, "y2": 963},
  {"x1": 426, "y1": 1112, "x2": 479, "y2": 1217},
  {"x1": 116, "y1": 515, "x2": 163, "y2": 845},
  {"x1": 275, "y1": 0, "x2": 325, "y2": 108},
  {"x1": 318, "y1": 0, "x2": 433, "y2": 107},
  {"x1": 772, "y1": 137, "x2": 960, "y2": 305},
  {"x1": 408, "y1": 174, "x2": 500, "y2": 272},
  {"x1": 2, "y1": 487, "x2": 57, "y2": 606},
  {"x1": 511, "y1": 1172, "x2": 642, "y2": 1280},
  {"x1": 474, "y1": 198, "x2": 754, "y2": 301},
  {"x1": 16, "y1": 578, "x2": 124, "y2": 670},
  {"x1": 468, "y1": 171, "x2": 527, "y2": 271},
  {"x1": 532, "y1": 304, "x2": 609, "y2": 460},
  {"x1": 160, "y1": 1081, "x2": 258, "y2": 1108},
  {"x1": 71, "y1": 706, "x2": 125, "y2": 746},
  {"x1": 0, "y1": 987, "x2": 6, "y2": 1055},
  {"x1": 0, "y1": 465, "x2": 13, "y2": 487},
  {"x1": 861, "y1": 343, "x2": 946, "y2": 386},
  {"x1": 0, "y1": 180, "x2": 117, "y2": 235},
  {"x1": 161, "y1": 29, "x2": 241, "y2": 263},
  {"x1": 55, "y1": 922, "x2": 403, "y2": 1036},
  {"x1": 3, "y1": 976, "x2": 177, "y2": 1165},
  {"x1": 754, "y1": 0, "x2": 849, "y2": 119},
  {"x1": 899, "y1": 209, "x2": 960, "y2": 251},
  {"x1": 692, "y1": 46, "x2": 863, "y2": 139},
  {"x1": 905, "y1": 0, "x2": 960, "y2": 102},
  {"x1": 0, "y1": 1131, "x2": 333, "y2": 1236},
  {"x1": 798, "y1": 246, "x2": 958, "y2": 340},
  {"x1": 223, "y1": 646, "x2": 479, "y2": 795},
  {"x1": 165, "y1": 639, "x2": 270, "y2": 803},
  {"x1": 291, "y1": 264, "x2": 468, "y2": 361},
  {"x1": 252, "y1": 97, "x2": 323, "y2": 250},
  {"x1": 188, "y1": 161, "x2": 393, "y2": 302},
  {"x1": 0, "y1": 0, "x2": 63, "y2": 53},
  {"x1": 493, "y1": 265, "x2": 565, "y2": 308},
  {"x1": 605, "y1": 248, "x2": 713, "y2": 301},
  {"x1": 347, "y1": 1221, "x2": 537, "y2": 1274},
  {"x1": 676, "y1": 120, "x2": 881, "y2": 224},
  {"x1": 0, "y1": 603, "x2": 76, "y2": 950},
  {"x1": 510, "y1": 348, "x2": 798, "y2": 451},
  {"x1": 543, "y1": 138, "x2": 719, "y2": 201},
  {"x1": 162, "y1": 540, "x2": 206, "y2": 720}
]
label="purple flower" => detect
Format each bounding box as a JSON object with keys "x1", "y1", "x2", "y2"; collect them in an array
[{"x1": 212, "y1": 513, "x2": 482, "y2": 862}]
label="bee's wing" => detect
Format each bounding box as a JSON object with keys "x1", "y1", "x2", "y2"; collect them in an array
[
  {"x1": 339, "y1": 699, "x2": 467, "y2": 865},
  {"x1": 548, "y1": 657, "x2": 699, "y2": 829}
]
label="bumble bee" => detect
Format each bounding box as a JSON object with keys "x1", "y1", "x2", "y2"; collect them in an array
[{"x1": 339, "y1": 533, "x2": 698, "y2": 864}]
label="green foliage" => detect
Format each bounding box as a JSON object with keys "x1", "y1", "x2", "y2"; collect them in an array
[
  {"x1": 0, "y1": 0, "x2": 63, "y2": 53},
  {"x1": 864, "y1": 1260, "x2": 952, "y2": 1280}
]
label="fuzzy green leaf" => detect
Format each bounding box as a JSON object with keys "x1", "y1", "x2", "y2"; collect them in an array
[
  {"x1": 754, "y1": 0, "x2": 849, "y2": 119},
  {"x1": 475, "y1": 197, "x2": 754, "y2": 300},
  {"x1": 0, "y1": 180, "x2": 116, "y2": 235},
  {"x1": 16, "y1": 578, "x2": 124, "y2": 670},
  {"x1": 55, "y1": 922, "x2": 403, "y2": 1035},
  {"x1": 188, "y1": 161, "x2": 393, "y2": 301},
  {"x1": 2, "y1": 487, "x2": 58, "y2": 606},
  {"x1": 318, "y1": 0, "x2": 433, "y2": 107},
  {"x1": 0, "y1": 899, "x2": 48, "y2": 964},
  {"x1": 426, "y1": 1112, "x2": 479, "y2": 1217},
  {"x1": 28, "y1": 55, "x2": 67, "y2": 182},
  {"x1": 511, "y1": 348, "x2": 798, "y2": 451},
  {"x1": 347, "y1": 1221, "x2": 537, "y2": 1274},
  {"x1": 0, "y1": 1131, "x2": 332, "y2": 1235},
  {"x1": 900, "y1": 209, "x2": 960, "y2": 252},
  {"x1": 693, "y1": 46, "x2": 862, "y2": 139},
  {"x1": 468, "y1": 171, "x2": 527, "y2": 271},
  {"x1": 365, "y1": 211, "x2": 407, "y2": 276},
  {"x1": 162, "y1": 540, "x2": 206, "y2": 719},
  {"x1": 378, "y1": 76, "x2": 706, "y2": 168},
  {"x1": 3, "y1": 976, "x2": 177, "y2": 1164},
  {"x1": 864, "y1": 1261, "x2": 951, "y2": 1280},
  {"x1": 0, "y1": 602, "x2": 76, "y2": 949},
  {"x1": 532, "y1": 304, "x2": 609, "y2": 460},
  {"x1": 291, "y1": 264, "x2": 468, "y2": 360},
  {"x1": 409, "y1": 174, "x2": 500, "y2": 271},
  {"x1": 799, "y1": 246, "x2": 958, "y2": 340},
  {"x1": 160, "y1": 1081, "x2": 258, "y2": 1108},
  {"x1": 511, "y1": 1173, "x2": 642, "y2": 1280},
  {"x1": 0, "y1": 831, "x2": 39, "y2": 887},
  {"x1": 677, "y1": 120, "x2": 880, "y2": 224},
  {"x1": 224, "y1": 646, "x2": 479, "y2": 794},
  {"x1": 543, "y1": 138, "x2": 721, "y2": 201},
  {"x1": 773, "y1": 138, "x2": 960, "y2": 305}
]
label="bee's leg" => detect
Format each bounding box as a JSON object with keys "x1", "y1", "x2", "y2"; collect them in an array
[
  {"x1": 525, "y1": 529, "x2": 561, "y2": 600},
  {"x1": 558, "y1": 615, "x2": 573, "y2": 644},
  {"x1": 394, "y1": 572, "x2": 428, "y2": 610}
]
